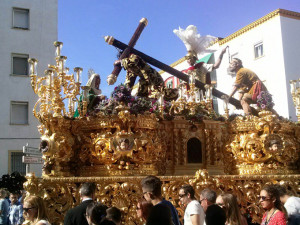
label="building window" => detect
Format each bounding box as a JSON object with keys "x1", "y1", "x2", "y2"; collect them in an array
[
  {"x1": 9, "y1": 151, "x2": 26, "y2": 175},
  {"x1": 10, "y1": 101, "x2": 29, "y2": 125},
  {"x1": 12, "y1": 54, "x2": 29, "y2": 75},
  {"x1": 187, "y1": 138, "x2": 202, "y2": 163},
  {"x1": 13, "y1": 8, "x2": 29, "y2": 29},
  {"x1": 254, "y1": 42, "x2": 264, "y2": 59}
]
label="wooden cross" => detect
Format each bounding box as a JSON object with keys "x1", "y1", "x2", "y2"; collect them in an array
[
  {"x1": 106, "y1": 18, "x2": 148, "y2": 85},
  {"x1": 105, "y1": 35, "x2": 245, "y2": 110}
]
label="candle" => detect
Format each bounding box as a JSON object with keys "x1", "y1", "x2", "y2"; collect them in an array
[
  {"x1": 297, "y1": 96, "x2": 300, "y2": 106},
  {"x1": 74, "y1": 67, "x2": 83, "y2": 83},
  {"x1": 189, "y1": 73, "x2": 195, "y2": 85},
  {"x1": 209, "y1": 87, "x2": 212, "y2": 99},
  {"x1": 28, "y1": 58, "x2": 38, "y2": 75},
  {"x1": 34, "y1": 60, "x2": 37, "y2": 75},
  {"x1": 51, "y1": 70, "x2": 55, "y2": 85},
  {"x1": 59, "y1": 56, "x2": 67, "y2": 73},
  {"x1": 29, "y1": 63, "x2": 34, "y2": 75},
  {"x1": 159, "y1": 95, "x2": 164, "y2": 106},
  {"x1": 74, "y1": 101, "x2": 77, "y2": 110},
  {"x1": 223, "y1": 98, "x2": 228, "y2": 111},
  {"x1": 179, "y1": 84, "x2": 183, "y2": 98},
  {"x1": 81, "y1": 86, "x2": 90, "y2": 101},
  {"x1": 205, "y1": 85, "x2": 212, "y2": 99},
  {"x1": 54, "y1": 41, "x2": 63, "y2": 57},
  {"x1": 76, "y1": 72, "x2": 80, "y2": 83},
  {"x1": 45, "y1": 70, "x2": 52, "y2": 87},
  {"x1": 290, "y1": 80, "x2": 297, "y2": 94}
]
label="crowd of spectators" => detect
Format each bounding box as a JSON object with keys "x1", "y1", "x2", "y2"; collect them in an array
[{"x1": 0, "y1": 179, "x2": 299, "y2": 225}]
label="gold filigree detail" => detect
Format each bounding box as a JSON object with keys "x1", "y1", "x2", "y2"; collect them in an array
[{"x1": 24, "y1": 172, "x2": 300, "y2": 224}]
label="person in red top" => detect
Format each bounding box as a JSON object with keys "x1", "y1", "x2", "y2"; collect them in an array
[
  {"x1": 260, "y1": 184, "x2": 287, "y2": 225},
  {"x1": 227, "y1": 58, "x2": 267, "y2": 115}
]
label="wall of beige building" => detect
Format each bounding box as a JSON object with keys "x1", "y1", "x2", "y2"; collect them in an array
[{"x1": 0, "y1": 0, "x2": 57, "y2": 177}]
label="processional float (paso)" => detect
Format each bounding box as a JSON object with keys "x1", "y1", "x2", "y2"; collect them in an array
[{"x1": 24, "y1": 18, "x2": 300, "y2": 225}]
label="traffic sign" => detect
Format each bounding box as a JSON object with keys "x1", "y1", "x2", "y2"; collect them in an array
[
  {"x1": 23, "y1": 146, "x2": 41, "y2": 155},
  {"x1": 22, "y1": 156, "x2": 43, "y2": 164}
]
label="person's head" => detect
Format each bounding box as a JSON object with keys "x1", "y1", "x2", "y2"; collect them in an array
[
  {"x1": 269, "y1": 140, "x2": 279, "y2": 152},
  {"x1": 80, "y1": 182, "x2": 96, "y2": 200},
  {"x1": 93, "y1": 74, "x2": 101, "y2": 88},
  {"x1": 179, "y1": 184, "x2": 196, "y2": 205},
  {"x1": 185, "y1": 51, "x2": 198, "y2": 66},
  {"x1": 10, "y1": 192, "x2": 19, "y2": 205},
  {"x1": 136, "y1": 198, "x2": 153, "y2": 221},
  {"x1": 106, "y1": 207, "x2": 121, "y2": 225},
  {"x1": 23, "y1": 195, "x2": 49, "y2": 223},
  {"x1": 200, "y1": 188, "x2": 217, "y2": 213},
  {"x1": 216, "y1": 195, "x2": 225, "y2": 208},
  {"x1": 87, "y1": 73, "x2": 101, "y2": 91},
  {"x1": 141, "y1": 176, "x2": 162, "y2": 202},
  {"x1": 205, "y1": 204, "x2": 226, "y2": 225},
  {"x1": 260, "y1": 184, "x2": 284, "y2": 212},
  {"x1": 216, "y1": 193, "x2": 242, "y2": 225},
  {"x1": 228, "y1": 58, "x2": 243, "y2": 73},
  {"x1": 274, "y1": 184, "x2": 290, "y2": 204},
  {"x1": 0, "y1": 189, "x2": 6, "y2": 198},
  {"x1": 119, "y1": 139, "x2": 129, "y2": 151},
  {"x1": 86, "y1": 202, "x2": 113, "y2": 225},
  {"x1": 146, "y1": 204, "x2": 173, "y2": 225}
]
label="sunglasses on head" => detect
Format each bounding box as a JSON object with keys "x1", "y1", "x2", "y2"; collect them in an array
[{"x1": 23, "y1": 207, "x2": 35, "y2": 212}]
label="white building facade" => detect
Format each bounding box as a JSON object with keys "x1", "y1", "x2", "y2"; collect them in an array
[
  {"x1": 162, "y1": 9, "x2": 300, "y2": 121},
  {"x1": 0, "y1": 0, "x2": 57, "y2": 177}
]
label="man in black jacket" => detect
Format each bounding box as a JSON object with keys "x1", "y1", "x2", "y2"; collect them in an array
[{"x1": 64, "y1": 183, "x2": 96, "y2": 225}]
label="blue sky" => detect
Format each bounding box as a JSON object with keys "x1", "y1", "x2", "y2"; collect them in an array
[{"x1": 58, "y1": 0, "x2": 300, "y2": 97}]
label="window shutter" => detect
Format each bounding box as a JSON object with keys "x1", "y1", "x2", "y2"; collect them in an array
[
  {"x1": 11, "y1": 152, "x2": 26, "y2": 175},
  {"x1": 11, "y1": 102, "x2": 28, "y2": 125},
  {"x1": 13, "y1": 57, "x2": 28, "y2": 75},
  {"x1": 13, "y1": 9, "x2": 29, "y2": 29}
]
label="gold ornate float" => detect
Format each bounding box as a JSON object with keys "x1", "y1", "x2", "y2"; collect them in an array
[{"x1": 25, "y1": 41, "x2": 300, "y2": 225}]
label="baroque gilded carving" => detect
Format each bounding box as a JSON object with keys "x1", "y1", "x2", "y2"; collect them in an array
[
  {"x1": 226, "y1": 110, "x2": 300, "y2": 174},
  {"x1": 27, "y1": 41, "x2": 300, "y2": 225},
  {"x1": 24, "y1": 171, "x2": 300, "y2": 225}
]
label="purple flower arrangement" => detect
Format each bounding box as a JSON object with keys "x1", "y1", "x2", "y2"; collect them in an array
[
  {"x1": 111, "y1": 84, "x2": 132, "y2": 103},
  {"x1": 96, "y1": 84, "x2": 223, "y2": 122},
  {"x1": 256, "y1": 91, "x2": 274, "y2": 110}
]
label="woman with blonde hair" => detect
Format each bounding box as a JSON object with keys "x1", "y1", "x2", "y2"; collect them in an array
[
  {"x1": 22, "y1": 195, "x2": 50, "y2": 225},
  {"x1": 216, "y1": 193, "x2": 247, "y2": 225}
]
